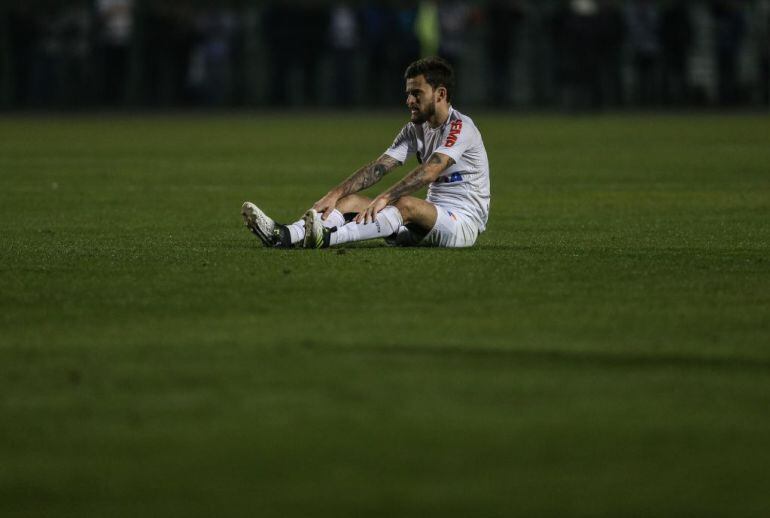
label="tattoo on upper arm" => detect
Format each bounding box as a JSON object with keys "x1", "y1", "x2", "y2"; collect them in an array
[{"x1": 427, "y1": 153, "x2": 455, "y2": 167}]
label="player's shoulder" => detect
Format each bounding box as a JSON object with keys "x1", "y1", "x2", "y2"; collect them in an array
[
  {"x1": 447, "y1": 107, "x2": 483, "y2": 142},
  {"x1": 401, "y1": 121, "x2": 419, "y2": 135},
  {"x1": 449, "y1": 107, "x2": 479, "y2": 131}
]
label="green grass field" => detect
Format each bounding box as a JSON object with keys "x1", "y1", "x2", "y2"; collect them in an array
[{"x1": 1, "y1": 112, "x2": 769, "y2": 517}]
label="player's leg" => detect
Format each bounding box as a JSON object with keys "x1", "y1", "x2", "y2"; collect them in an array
[
  {"x1": 304, "y1": 196, "x2": 433, "y2": 248},
  {"x1": 334, "y1": 196, "x2": 437, "y2": 244},
  {"x1": 242, "y1": 195, "x2": 371, "y2": 248},
  {"x1": 305, "y1": 196, "x2": 478, "y2": 248},
  {"x1": 381, "y1": 196, "x2": 440, "y2": 246},
  {"x1": 401, "y1": 202, "x2": 479, "y2": 248},
  {"x1": 284, "y1": 194, "x2": 372, "y2": 246},
  {"x1": 392, "y1": 196, "x2": 438, "y2": 232}
]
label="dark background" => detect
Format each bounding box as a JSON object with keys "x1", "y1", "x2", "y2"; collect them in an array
[{"x1": 0, "y1": 0, "x2": 768, "y2": 110}]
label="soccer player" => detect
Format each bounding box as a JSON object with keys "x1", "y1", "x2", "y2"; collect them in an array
[{"x1": 242, "y1": 56, "x2": 490, "y2": 249}]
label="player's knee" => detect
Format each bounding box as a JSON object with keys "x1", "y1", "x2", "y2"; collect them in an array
[
  {"x1": 335, "y1": 196, "x2": 354, "y2": 212},
  {"x1": 393, "y1": 197, "x2": 415, "y2": 221},
  {"x1": 337, "y1": 194, "x2": 366, "y2": 213}
]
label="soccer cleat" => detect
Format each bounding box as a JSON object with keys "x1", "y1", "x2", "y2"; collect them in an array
[
  {"x1": 302, "y1": 209, "x2": 331, "y2": 249},
  {"x1": 241, "y1": 201, "x2": 277, "y2": 247}
]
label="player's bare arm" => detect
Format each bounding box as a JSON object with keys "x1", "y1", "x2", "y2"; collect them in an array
[
  {"x1": 357, "y1": 153, "x2": 455, "y2": 224},
  {"x1": 313, "y1": 155, "x2": 401, "y2": 219}
]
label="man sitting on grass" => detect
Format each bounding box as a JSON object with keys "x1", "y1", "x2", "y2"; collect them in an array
[{"x1": 242, "y1": 56, "x2": 490, "y2": 249}]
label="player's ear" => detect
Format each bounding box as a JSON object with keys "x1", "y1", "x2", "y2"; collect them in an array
[{"x1": 436, "y1": 86, "x2": 447, "y2": 103}]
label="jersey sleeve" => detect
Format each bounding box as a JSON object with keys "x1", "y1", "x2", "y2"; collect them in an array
[
  {"x1": 433, "y1": 117, "x2": 474, "y2": 165},
  {"x1": 384, "y1": 124, "x2": 415, "y2": 163}
]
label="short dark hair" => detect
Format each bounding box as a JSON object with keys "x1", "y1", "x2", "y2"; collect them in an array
[{"x1": 404, "y1": 56, "x2": 455, "y2": 102}]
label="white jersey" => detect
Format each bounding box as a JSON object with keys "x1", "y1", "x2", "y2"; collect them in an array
[{"x1": 384, "y1": 107, "x2": 491, "y2": 232}]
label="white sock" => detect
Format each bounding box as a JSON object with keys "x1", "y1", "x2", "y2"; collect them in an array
[
  {"x1": 287, "y1": 219, "x2": 305, "y2": 244},
  {"x1": 324, "y1": 209, "x2": 346, "y2": 229},
  {"x1": 287, "y1": 209, "x2": 345, "y2": 244},
  {"x1": 330, "y1": 206, "x2": 403, "y2": 246}
]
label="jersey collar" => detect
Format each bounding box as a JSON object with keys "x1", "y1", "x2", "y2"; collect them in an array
[
  {"x1": 427, "y1": 106, "x2": 454, "y2": 131},
  {"x1": 441, "y1": 106, "x2": 455, "y2": 129}
]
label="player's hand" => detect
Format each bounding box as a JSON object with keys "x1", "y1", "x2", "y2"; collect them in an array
[
  {"x1": 356, "y1": 196, "x2": 389, "y2": 225},
  {"x1": 312, "y1": 192, "x2": 340, "y2": 221}
]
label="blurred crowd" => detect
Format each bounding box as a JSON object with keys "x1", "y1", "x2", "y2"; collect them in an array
[{"x1": 1, "y1": 0, "x2": 768, "y2": 110}]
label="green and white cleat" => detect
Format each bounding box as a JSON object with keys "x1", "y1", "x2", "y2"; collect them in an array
[
  {"x1": 302, "y1": 209, "x2": 331, "y2": 249},
  {"x1": 241, "y1": 201, "x2": 277, "y2": 247}
]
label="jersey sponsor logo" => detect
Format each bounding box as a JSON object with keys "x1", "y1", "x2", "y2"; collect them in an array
[
  {"x1": 444, "y1": 119, "x2": 463, "y2": 148},
  {"x1": 447, "y1": 210, "x2": 458, "y2": 221},
  {"x1": 434, "y1": 172, "x2": 463, "y2": 184}
]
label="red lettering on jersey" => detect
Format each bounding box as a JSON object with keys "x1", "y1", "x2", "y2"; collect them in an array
[{"x1": 444, "y1": 119, "x2": 463, "y2": 148}]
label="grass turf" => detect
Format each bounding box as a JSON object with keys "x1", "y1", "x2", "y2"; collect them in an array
[{"x1": 1, "y1": 112, "x2": 769, "y2": 517}]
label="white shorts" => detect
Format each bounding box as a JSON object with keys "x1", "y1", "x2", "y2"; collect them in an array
[{"x1": 387, "y1": 204, "x2": 479, "y2": 248}]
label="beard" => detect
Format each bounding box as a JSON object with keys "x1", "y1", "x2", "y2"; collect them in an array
[{"x1": 411, "y1": 101, "x2": 436, "y2": 124}]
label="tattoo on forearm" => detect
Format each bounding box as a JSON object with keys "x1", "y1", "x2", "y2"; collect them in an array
[
  {"x1": 386, "y1": 169, "x2": 431, "y2": 201},
  {"x1": 384, "y1": 154, "x2": 455, "y2": 202},
  {"x1": 337, "y1": 155, "x2": 401, "y2": 196}
]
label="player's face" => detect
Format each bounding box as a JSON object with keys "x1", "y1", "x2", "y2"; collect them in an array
[{"x1": 405, "y1": 75, "x2": 437, "y2": 124}]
